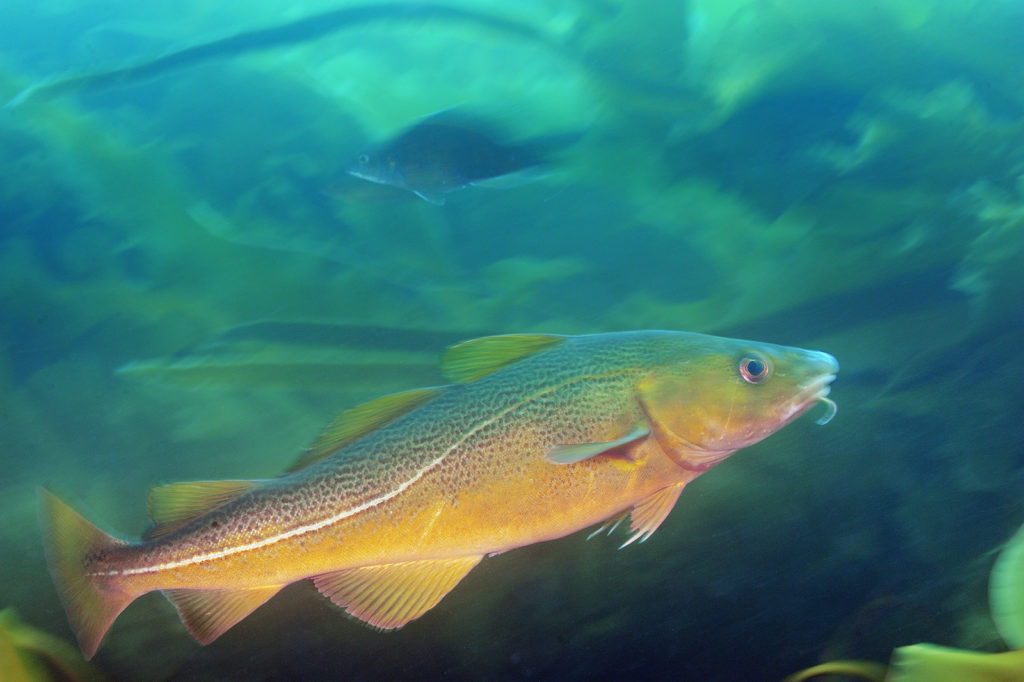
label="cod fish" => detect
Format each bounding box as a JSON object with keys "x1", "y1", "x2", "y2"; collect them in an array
[
  {"x1": 346, "y1": 111, "x2": 575, "y2": 204},
  {"x1": 40, "y1": 331, "x2": 838, "y2": 659}
]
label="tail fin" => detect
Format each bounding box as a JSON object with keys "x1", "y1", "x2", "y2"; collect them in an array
[{"x1": 38, "y1": 488, "x2": 136, "y2": 660}]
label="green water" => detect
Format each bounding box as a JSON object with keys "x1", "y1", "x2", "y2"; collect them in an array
[{"x1": 2, "y1": 1, "x2": 1023, "y2": 679}]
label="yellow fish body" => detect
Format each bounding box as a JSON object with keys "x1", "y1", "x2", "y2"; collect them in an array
[{"x1": 40, "y1": 330, "x2": 838, "y2": 659}]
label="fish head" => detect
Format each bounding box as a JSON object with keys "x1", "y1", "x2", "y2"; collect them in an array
[
  {"x1": 346, "y1": 147, "x2": 452, "y2": 204},
  {"x1": 638, "y1": 334, "x2": 838, "y2": 471},
  {"x1": 346, "y1": 149, "x2": 404, "y2": 189}
]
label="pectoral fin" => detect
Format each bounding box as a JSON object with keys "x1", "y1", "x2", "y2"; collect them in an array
[
  {"x1": 545, "y1": 426, "x2": 650, "y2": 465},
  {"x1": 163, "y1": 585, "x2": 283, "y2": 645},
  {"x1": 313, "y1": 556, "x2": 481, "y2": 630},
  {"x1": 586, "y1": 510, "x2": 629, "y2": 540},
  {"x1": 620, "y1": 482, "x2": 685, "y2": 548}
]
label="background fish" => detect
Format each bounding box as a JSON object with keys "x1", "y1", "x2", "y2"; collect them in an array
[
  {"x1": 346, "y1": 110, "x2": 580, "y2": 204},
  {"x1": 40, "y1": 330, "x2": 836, "y2": 659},
  {"x1": 116, "y1": 320, "x2": 484, "y2": 392}
]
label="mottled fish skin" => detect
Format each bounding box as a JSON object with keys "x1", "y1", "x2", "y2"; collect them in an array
[{"x1": 41, "y1": 330, "x2": 838, "y2": 658}]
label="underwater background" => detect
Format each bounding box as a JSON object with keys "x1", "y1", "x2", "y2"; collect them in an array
[{"x1": 2, "y1": 0, "x2": 1023, "y2": 680}]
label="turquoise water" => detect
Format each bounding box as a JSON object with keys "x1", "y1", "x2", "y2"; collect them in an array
[{"x1": 2, "y1": 1, "x2": 1023, "y2": 680}]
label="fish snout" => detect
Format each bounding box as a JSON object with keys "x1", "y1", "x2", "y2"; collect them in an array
[
  {"x1": 791, "y1": 351, "x2": 839, "y2": 425},
  {"x1": 813, "y1": 350, "x2": 839, "y2": 375}
]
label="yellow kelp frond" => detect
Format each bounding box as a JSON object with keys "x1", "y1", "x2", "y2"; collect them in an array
[
  {"x1": 782, "y1": 659, "x2": 887, "y2": 682},
  {"x1": 887, "y1": 643, "x2": 1024, "y2": 682},
  {"x1": 0, "y1": 612, "x2": 40, "y2": 682},
  {"x1": 0, "y1": 607, "x2": 109, "y2": 682},
  {"x1": 990, "y1": 521, "x2": 1024, "y2": 649}
]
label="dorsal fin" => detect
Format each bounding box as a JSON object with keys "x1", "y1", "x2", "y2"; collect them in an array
[
  {"x1": 146, "y1": 480, "x2": 261, "y2": 539},
  {"x1": 286, "y1": 386, "x2": 443, "y2": 473},
  {"x1": 441, "y1": 334, "x2": 566, "y2": 383}
]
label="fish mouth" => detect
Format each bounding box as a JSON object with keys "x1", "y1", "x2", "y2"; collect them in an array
[
  {"x1": 788, "y1": 373, "x2": 838, "y2": 425},
  {"x1": 346, "y1": 167, "x2": 377, "y2": 183}
]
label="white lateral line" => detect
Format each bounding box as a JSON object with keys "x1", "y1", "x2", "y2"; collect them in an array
[{"x1": 103, "y1": 370, "x2": 627, "y2": 577}]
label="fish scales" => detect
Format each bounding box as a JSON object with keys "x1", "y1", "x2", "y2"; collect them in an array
[
  {"x1": 104, "y1": 335, "x2": 651, "y2": 582},
  {"x1": 40, "y1": 330, "x2": 838, "y2": 658}
]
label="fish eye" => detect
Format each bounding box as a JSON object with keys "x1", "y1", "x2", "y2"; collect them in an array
[
  {"x1": 357, "y1": 154, "x2": 370, "y2": 165},
  {"x1": 738, "y1": 354, "x2": 771, "y2": 384}
]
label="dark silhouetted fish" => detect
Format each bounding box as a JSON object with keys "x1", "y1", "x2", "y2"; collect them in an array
[
  {"x1": 346, "y1": 111, "x2": 579, "y2": 204},
  {"x1": 116, "y1": 320, "x2": 491, "y2": 391}
]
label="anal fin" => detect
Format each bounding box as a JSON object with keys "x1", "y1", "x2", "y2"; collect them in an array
[
  {"x1": 620, "y1": 482, "x2": 685, "y2": 548},
  {"x1": 163, "y1": 585, "x2": 283, "y2": 645},
  {"x1": 313, "y1": 556, "x2": 481, "y2": 630}
]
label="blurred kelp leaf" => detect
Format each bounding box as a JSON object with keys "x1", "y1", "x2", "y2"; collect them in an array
[
  {"x1": 682, "y1": 0, "x2": 1023, "y2": 122},
  {"x1": 815, "y1": 82, "x2": 1024, "y2": 189},
  {"x1": 117, "y1": 321, "x2": 487, "y2": 391},
  {"x1": 0, "y1": 608, "x2": 108, "y2": 682},
  {"x1": 299, "y1": 16, "x2": 597, "y2": 141},
  {"x1": 950, "y1": 179, "x2": 1024, "y2": 322},
  {"x1": 664, "y1": 1, "x2": 1024, "y2": 239},
  {"x1": 664, "y1": 85, "x2": 863, "y2": 216},
  {"x1": 684, "y1": 0, "x2": 919, "y2": 120},
  {"x1": 0, "y1": 68, "x2": 445, "y2": 335},
  {"x1": 184, "y1": 200, "x2": 363, "y2": 269},
  {"x1": 643, "y1": 85, "x2": 1022, "y2": 338}
]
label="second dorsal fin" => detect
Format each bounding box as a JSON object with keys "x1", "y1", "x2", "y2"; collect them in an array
[
  {"x1": 286, "y1": 386, "x2": 442, "y2": 473},
  {"x1": 146, "y1": 479, "x2": 261, "y2": 539},
  {"x1": 441, "y1": 334, "x2": 566, "y2": 383}
]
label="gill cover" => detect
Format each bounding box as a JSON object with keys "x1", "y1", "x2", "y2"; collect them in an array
[{"x1": 636, "y1": 349, "x2": 788, "y2": 467}]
